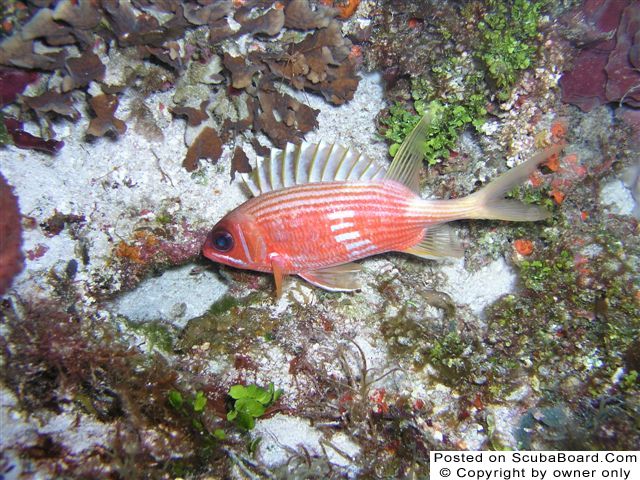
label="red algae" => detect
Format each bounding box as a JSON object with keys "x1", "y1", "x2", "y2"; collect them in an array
[{"x1": 0, "y1": 173, "x2": 23, "y2": 295}]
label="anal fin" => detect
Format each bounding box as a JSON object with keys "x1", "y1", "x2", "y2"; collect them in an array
[
  {"x1": 403, "y1": 224, "x2": 464, "y2": 260},
  {"x1": 299, "y1": 263, "x2": 362, "y2": 292}
]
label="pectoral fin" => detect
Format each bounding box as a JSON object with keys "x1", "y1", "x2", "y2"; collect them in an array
[
  {"x1": 299, "y1": 263, "x2": 362, "y2": 292},
  {"x1": 403, "y1": 224, "x2": 464, "y2": 260},
  {"x1": 270, "y1": 254, "x2": 287, "y2": 298}
]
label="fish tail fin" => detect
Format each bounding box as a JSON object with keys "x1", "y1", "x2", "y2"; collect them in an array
[{"x1": 462, "y1": 143, "x2": 565, "y2": 221}]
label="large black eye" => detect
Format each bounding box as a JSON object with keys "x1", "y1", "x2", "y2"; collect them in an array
[{"x1": 211, "y1": 229, "x2": 234, "y2": 252}]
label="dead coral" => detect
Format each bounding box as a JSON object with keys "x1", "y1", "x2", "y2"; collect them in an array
[
  {"x1": 86, "y1": 94, "x2": 126, "y2": 137},
  {"x1": 0, "y1": 173, "x2": 23, "y2": 296},
  {"x1": 111, "y1": 222, "x2": 209, "y2": 291}
]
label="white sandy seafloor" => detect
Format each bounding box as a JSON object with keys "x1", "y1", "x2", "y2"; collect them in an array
[{"x1": 1, "y1": 62, "x2": 638, "y2": 476}]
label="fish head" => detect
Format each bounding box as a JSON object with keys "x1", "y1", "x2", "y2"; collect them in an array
[{"x1": 202, "y1": 210, "x2": 268, "y2": 271}]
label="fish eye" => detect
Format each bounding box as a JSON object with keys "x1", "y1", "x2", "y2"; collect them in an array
[{"x1": 211, "y1": 229, "x2": 234, "y2": 252}]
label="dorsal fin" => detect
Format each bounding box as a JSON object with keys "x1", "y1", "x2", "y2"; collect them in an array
[
  {"x1": 240, "y1": 141, "x2": 387, "y2": 197},
  {"x1": 383, "y1": 111, "x2": 433, "y2": 194}
]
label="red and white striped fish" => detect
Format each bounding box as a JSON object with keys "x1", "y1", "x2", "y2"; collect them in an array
[{"x1": 203, "y1": 112, "x2": 563, "y2": 296}]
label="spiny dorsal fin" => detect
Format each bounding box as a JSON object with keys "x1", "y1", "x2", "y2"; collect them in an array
[
  {"x1": 240, "y1": 141, "x2": 387, "y2": 197},
  {"x1": 403, "y1": 224, "x2": 464, "y2": 260},
  {"x1": 384, "y1": 111, "x2": 433, "y2": 194}
]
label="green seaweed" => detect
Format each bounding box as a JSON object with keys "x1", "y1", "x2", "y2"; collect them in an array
[
  {"x1": 382, "y1": 74, "x2": 487, "y2": 165},
  {"x1": 380, "y1": 0, "x2": 546, "y2": 164},
  {"x1": 476, "y1": 0, "x2": 545, "y2": 100},
  {"x1": 227, "y1": 382, "x2": 282, "y2": 430},
  {"x1": 125, "y1": 318, "x2": 176, "y2": 352}
]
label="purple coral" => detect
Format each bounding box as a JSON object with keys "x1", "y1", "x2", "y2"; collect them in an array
[
  {"x1": 0, "y1": 173, "x2": 24, "y2": 295},
  {"x1": 560, "y1": 0, "x2": 640, "y2": 111}
]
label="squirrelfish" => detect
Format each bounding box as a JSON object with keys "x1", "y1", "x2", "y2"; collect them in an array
[{"x1": 203, "y1": 112, "x2": 563, "y2": 296}]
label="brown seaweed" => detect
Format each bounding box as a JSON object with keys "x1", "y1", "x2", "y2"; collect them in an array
[
  {"x1": 3, "y1": 117, "x2": 65, "y2": 154},
  {"x1": 86, "y1": 94, "x2": 127, "y2": 137},
  {"x1": 223, "y1": 53, "x2": 261, "y2": 89},
  {"x1": 284, "y1": 0, "x2": 334, "y2": 30},
  {"x1": 170, "y1": 101, "x2": 210, "y2": 127},
  {"x1": 230, "y1": 146, "x2": 252, "y2": 181},
  {"x1": 52, "y1": 0, "x2": 102, "y2": 30},
  {"x1": 255, "y1": 87, "x2": 318, "y2": 148},
  {"x1": 65, "y1": 52, "x2": 106, "y2": 88},
  {"x1": 183, "y1": 126, "x2": 223, "y2": 171},
  {"x1": 23, "y1": 91, "x2": 80, "y2": 120},
  {"x1": 236, "y1": 6, "x2": 285, "y2": 36},
  {"x1": 183, "y1": 1, "x2": 232, "y2": 26}
]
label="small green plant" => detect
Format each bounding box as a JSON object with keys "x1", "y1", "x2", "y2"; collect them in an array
[
  {"x1": 381, "y1": 56, "x2": 487, "y2": 166},
  {"x1": 477, "y1": 0, "x2": 544, "y2": 100},
  {"x1": 518, "y1": 250, "x2": 574, "y2": 293},
  {"x1": 168, "y1": 390, "x2": 226, "y2": 441},
  {"x1": 383, "y1": 98, "x2": 487, "y2": 166},
  {"x1": 227, "y1": 382, "x2": 282, "y2": 430}
]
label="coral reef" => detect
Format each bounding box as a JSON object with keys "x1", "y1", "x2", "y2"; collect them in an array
[{"x1": 0, "y1": 0, "x2": 639, "y2": 477}]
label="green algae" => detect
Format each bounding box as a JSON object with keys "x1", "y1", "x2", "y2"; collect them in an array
[
  {"x1": 125, "y1": 318, "x2": 177, "y2": 353},
  {"x1": 475, "y1": 0, "x2": 545, "y2": 100},
  {"x1": 178, "y1": 292, "x2": 279, "y2": 358},
  {"x1": 378, "y1": 0, "x2": 546, "y2": 165},
  {"x1": 483, "y1": 209, "x2": 640, "y2": 447}
]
